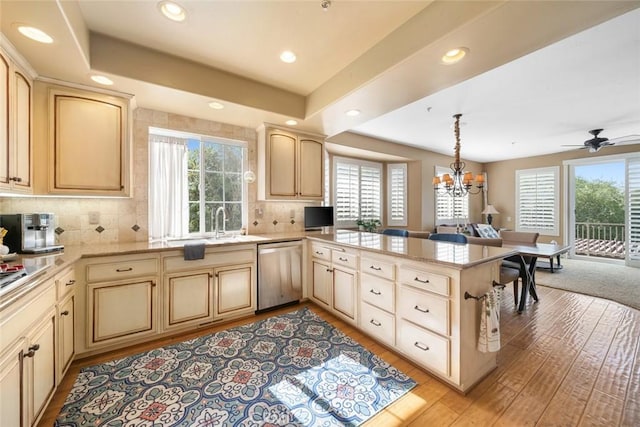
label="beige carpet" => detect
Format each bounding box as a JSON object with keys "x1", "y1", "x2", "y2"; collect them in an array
[{"x1": 535, "y1": 258, "x2": 640, "y2": 310}]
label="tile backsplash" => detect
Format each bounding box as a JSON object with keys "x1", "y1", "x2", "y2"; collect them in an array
[{"x1": 0, "y1": 108, "x2": 314, "y2": 246}]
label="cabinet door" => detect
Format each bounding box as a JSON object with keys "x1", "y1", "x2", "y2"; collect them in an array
[
  {"x1": 13, "y1": 71, "x2": 31, "y2": 189},
  {"x1": 214, "y1": 264, "x2": 254, "y2": 317},
  {"x1": 89, "y1": 279, "x2": 156, "y2": 344},
  {"x1": 27, "y1": 311, "x2": 56, "y2": 425},
  {"x1": 298, "y1": 137, "x2": 323, "y2": 198},
  {"x1": 165, "y1": 270, "x2": 213, "y2": 328},
  {"x1": 58, "y1": 294, "x2": 75, "y2": 380},
  {"x1": 0, "y1": 53, "x2": 8, "y2": 186},
  {"x1": 51, "y1": 90, "x2": 128, "y2": 194},
  {"x1": 268, "y1": 131, "x2": 297, "y2": 197},
  {"x1": 312, "y1": 260, "x2": 332, "y2": 307},
  {"x1": 0, "y1": 339, "x2": 25, "y2": 427},
  {"x1": 333, "y1": 267, "x2": 356, "y2": 321}
]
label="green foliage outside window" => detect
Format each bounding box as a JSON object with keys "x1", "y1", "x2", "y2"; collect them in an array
[{"x1": 188, "y1": 140, "x2": 244, "y2": 233}]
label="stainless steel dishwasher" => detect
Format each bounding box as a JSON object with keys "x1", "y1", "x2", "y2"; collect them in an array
[{"x1": 257, "y1": 240, "x2": 303, "y2": 312}]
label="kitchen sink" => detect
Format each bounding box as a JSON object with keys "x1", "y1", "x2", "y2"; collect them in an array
[{"x1": 163, "y1": 235, "x2": 267, "y2": 247}]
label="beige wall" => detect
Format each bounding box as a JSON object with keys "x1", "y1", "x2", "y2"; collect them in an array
[
  {"x1": 485, "y1": 144, "x2": 639, "y2": 244},
  {"x1": 0, "y1": 108, "x2": 315, "y2": 246}
]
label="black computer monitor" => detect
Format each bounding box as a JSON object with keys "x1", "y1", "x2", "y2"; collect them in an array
[{"x1": 304, "y1": 206, "x2": 334, "y2": 230}]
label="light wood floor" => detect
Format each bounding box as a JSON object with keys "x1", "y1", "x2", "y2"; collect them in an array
[{"x1": 39, "y1": 285, "x2": 639, "y2": 426}]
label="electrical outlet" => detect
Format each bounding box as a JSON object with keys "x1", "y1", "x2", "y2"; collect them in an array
[
  {"x1": 255, "y1": 208, "x2": 263, "y2": 218},
  {"x1": 289, "y1": 209, "x2": 295, "y2": 218},
  {"x1": 88, "y1": 211, "x2": 100, "y2": 224},
  {"x1": 506, "y1": 216, "x2": 512, "y2": 222}
]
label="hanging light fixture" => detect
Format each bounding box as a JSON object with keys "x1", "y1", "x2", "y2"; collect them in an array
[{"x1": 432, "y1": 113, "x2": 485, "y2": 197}]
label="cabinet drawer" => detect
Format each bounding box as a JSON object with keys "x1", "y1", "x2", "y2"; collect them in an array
[
  {"x1": 56, "y1": 267, "x2": 76, "y2": 298},
  {"x1": 398, "y1": 285, "x2": 449, "y2": 336},
  {"x1": 360, "y1": 274, "x2": 394, "y2": 313},
  {"x1": 87, "y1": 258, "x2": 158, "y2": 282},
  {"x1": 360, "y1": 302, "x2": 395, "y2": 347},
  {"x1": 310, "y1": 244, "x2": 332, "y2": 261},
  {"x1": 398, "y1": 266, "x2": 450, "y2": 297},
  {"x1": 360, "y1": 256, "x2": 395, "y2": 281},
  {"x1": 331, "y1": 250, "x2": 357, "y2": 270},
  {"x1": 398, "y1": 319, "x2": 450, "y2": 377}
]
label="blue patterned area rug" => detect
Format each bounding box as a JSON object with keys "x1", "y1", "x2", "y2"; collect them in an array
[{"x1": 55, "y1": 307, "x2": 416, "y2": 426}]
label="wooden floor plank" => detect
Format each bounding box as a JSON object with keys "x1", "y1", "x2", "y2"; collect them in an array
[{"x1": 38, "y1": 288, "x2": 640, "y2": 427}]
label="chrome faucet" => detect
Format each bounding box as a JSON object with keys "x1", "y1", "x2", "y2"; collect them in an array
[{"x1": 214, "y1": 206, "x2": 227, "y2": 239}]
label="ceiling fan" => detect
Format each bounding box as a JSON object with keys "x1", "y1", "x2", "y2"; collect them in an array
[{"x1": 564, "y1": 129, "x2": 640, "y2": 153}]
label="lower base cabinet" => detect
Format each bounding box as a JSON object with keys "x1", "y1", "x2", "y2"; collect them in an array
[
  {"x1": 214, "y1": 264, "x2": 254, "y2": 317},
  {"x1": 57, "y1": 294, "x2": 75, "y2": 380},
  {"x1": 164, "y1": 270, "x2": 213, "y2": 330},
  {"x1": 88, "y1": 279, "x2": 157, "y2": 346}
]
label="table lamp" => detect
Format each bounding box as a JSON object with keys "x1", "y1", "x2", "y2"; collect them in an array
[{"x1": 481, "y1": 204, "x2": 500, "y2": 226}]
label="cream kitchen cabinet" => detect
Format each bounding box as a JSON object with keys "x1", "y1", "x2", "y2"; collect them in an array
[
  {"x1": 56, "y1": 265, "x2": 76, "y2": 381},
  {"x1": 163, "y1": 269, "x2": 214, "y2": 330},
  {"x1": 161, "y1": 245, "x2": 256, "y2": 332},
  {"x1": 359, "y1": 253, "x2": 396, "y2": 346},
  {"x1": 257, "y1": 125, "x2": 324, "y2": 200},
  {"x1": 0, "y1": 277, "x2": 56, "y2": 427},
  {"x1": 32, "y1": 81, "x2": 131, "y2": 196},
  {"x1": 310, "y1": 243, "x2": 358, "y2": 324},
  {"x1": 81, "y1": 254, "x2": 159, "y2": 351},
  {"x1": 0, "y1": 46, "x2": 33, "y2": 194},
  {"x1": 214, "y1": 263, "x2": 255, "y2": 318}
]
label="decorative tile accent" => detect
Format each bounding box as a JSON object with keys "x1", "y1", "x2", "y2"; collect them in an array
[
  {"x1": 290, "y1": 219, "x2": 295, "y2": 225},
  {"x1": 253, "y1": 220, "x2": 259, "y2": 226},
  {"x1": 55, "y1": 227, "x2": 65, "y2": 235},
  {"x1": 95, "y1": 226, "x2": 105, "y2": 233},
  {"x1": 131, "y1": 224, "x2": 140, "y2": 232},
  {"x1": 272, "y1": 220, "x2": 278, "y2": 226}
]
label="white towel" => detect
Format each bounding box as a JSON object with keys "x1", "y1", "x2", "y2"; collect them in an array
[{"x1": 477, "y1": 287, "x2": 502, "y2": 353}]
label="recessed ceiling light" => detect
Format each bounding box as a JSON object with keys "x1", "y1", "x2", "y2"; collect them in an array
[
  {"x1": 208, "y1": 101, "x2": 224, "y2": 110},
  {"x1": 17, "y1": 25, "x2": 53, "y2": 44},
  {"x1": 285, "y1": 120, "x2": 298, "y2": 126},
  {"x1": 346, "y1": 109, "x2": 361, "y2": 117},
  {"x1": 158, "y1": 1, "x2": 186, "y2": 22},
  {"x1": 280, "y1": 51, "x2": 297, "y2": 64},
  {"x1": 91, "y1": 75, "x2": 114, "y2": 86},
  {"x1": 441, "y1": 47, "x2": 469, "y2": 65}
]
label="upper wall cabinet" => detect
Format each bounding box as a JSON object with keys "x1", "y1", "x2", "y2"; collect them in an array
[
  {"x1": 33, "y1": 82, "x2": 131, "y2": 197},
  {"x1": 0, "y1": 47, "x2": 33, "y2": 194},
  {"x1": 257, "y1": 125, "x2": 324, "y2": 200}
]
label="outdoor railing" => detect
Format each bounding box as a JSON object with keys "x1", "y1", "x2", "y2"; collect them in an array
[{"x1": 575, "y1": 222, "x2": 626, "y2": 259}]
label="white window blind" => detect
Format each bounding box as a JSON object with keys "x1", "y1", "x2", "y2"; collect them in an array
[
  {"x1": 627, "y1": 157, "x2": 640, "y2": 262},
  {"x1": 333, "y1": 157, "x2": 382, "y2": 227},
  {"x1": 516, "y1": 166, "x2": 559, "y2": 235},
  {"x1": 387, "y1": 163, "x2": 407, "y2": 226},
  {"x1": 435, "y1": 166, "x2": 469, "y2": 225}
]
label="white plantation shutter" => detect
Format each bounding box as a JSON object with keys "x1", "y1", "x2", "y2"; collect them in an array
[
  {"x1": 516, "y1": 167, "x2": 559, "y2": 235},
  {"x1": 627, "y1": 157, "x2": 640, "y2": 264},
  {"x1": 435, "y1": 166, "x2": 469, "y2": 225},
  {"x1": 333, "y1": 157, "x2": 382, "y2": 227},
  {"x1": 388, "y1": 164, "x2": 407, "y2": 226}
]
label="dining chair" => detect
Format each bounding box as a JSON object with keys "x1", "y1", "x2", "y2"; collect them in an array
[
  {"x1": 501, "y1": 231, "x2": 540, "y2": 306},
  {"x1": 428, "y1": 233, "x2": 468, "y2": 243},
  {"x1": 382, "y1": 228, "x2": 409, "y2": 237},
  {"x1": 471, "y1": 236, "x2": 521, "y2": 306}
]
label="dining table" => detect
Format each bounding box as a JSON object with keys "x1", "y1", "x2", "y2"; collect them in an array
[{"x1": 502, "y1": 242, "x2": 572, "y2": 312}]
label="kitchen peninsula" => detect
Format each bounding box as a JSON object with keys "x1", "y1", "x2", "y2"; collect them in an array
[{"x1": 0, "y1": 231, "x2": 516, "y2": 426}]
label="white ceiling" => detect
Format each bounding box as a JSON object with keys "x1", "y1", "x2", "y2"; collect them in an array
[{"x1": 1, "y1": 1, "x2": 639, "y2": 162}]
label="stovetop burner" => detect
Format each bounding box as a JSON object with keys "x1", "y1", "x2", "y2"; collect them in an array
[{"x1": 0, "y1": 265, "x2": 27, "y2": 289}]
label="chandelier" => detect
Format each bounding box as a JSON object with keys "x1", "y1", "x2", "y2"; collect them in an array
[{"x1": 432, "y1": 113, "x2": 484, "y2": 197}]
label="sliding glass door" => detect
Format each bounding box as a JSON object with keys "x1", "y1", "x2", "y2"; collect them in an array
[{"x1": 566, "y1": 153, "x2": 640, "y2": 267}]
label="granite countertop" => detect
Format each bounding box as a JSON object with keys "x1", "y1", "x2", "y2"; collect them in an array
[
  {"x1": 307, "y1": 230, "x2": 517, "y2": 269},
  {"x1": 1, "y1": 230, "x2": 516, "y2": 308}
]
